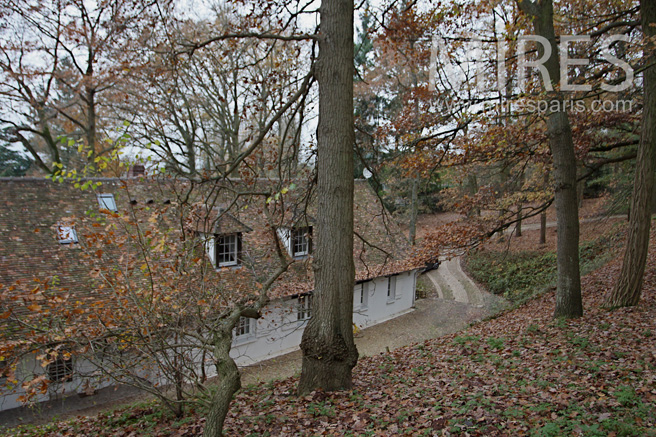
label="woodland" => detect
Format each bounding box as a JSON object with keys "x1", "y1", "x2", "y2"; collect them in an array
[{"x1": 0, "y1": 0, "x2": 655, "y2": 435}]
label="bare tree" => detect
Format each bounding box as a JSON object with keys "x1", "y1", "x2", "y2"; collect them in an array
[{"x1": 0, "y1": 0, "x2": 165, "y2": 174}]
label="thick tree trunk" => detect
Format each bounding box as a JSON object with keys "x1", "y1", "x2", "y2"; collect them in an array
[
  {"x1": 549, "y1": 110, "x2": 582, "y2": 318},
  {"x1": 518, "y1": 0, "x2": 582, "y2": 318},
  {"x1": 203, "y1": 329, "x2": 241, "y2": 437},
  {"x1": 298, "y1": 0, "x2": 358, "y2": 394},
  {"x1": 606, "y1": 0, "x2": 656, "y2": 308}
]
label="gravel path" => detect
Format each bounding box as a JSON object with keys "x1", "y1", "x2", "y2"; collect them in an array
[
  {"x1": 241, "y1": 265, "x2": 506, "y2": 386},
  {"x1": 426, "y1": 258, "x2": 484, "y2": 306}
]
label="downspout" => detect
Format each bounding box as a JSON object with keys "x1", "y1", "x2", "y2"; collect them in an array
[{"x1": 412, "y1": 270, "x2": 418, "y2": 308}]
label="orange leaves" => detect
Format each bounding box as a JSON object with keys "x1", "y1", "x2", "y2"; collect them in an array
[
  {"x1": 26, "y1": 304, "x2": 42, "y2": 312},
  {"x1": 21, "y1": 374, "x2": 49, "y2": 397}
]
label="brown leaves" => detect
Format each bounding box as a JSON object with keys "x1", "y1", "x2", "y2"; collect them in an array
[{"x1": 17, "y1": 217, "x2": 656, "y2": 436}]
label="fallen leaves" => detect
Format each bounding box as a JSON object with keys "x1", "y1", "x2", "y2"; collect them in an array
[{"x1": 7, "y1": 227, "x2": 656, "y2": 437}]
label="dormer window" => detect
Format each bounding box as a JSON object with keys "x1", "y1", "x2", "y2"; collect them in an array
[
  {"x1": 292, "y1": 227, "x2": 310, "y2": 257},
  {"x1": 215, "y1": 233, "x2": 241, "y2": 267},
  {"x1": 278, "y1": 226, "x2": 312, "y2": 258},
  {"x1": 97, "y1": 193, "x2": 117, "y2": 212},
  {"x1": 57, "y1": 225, "x2": 78, "y2": 244}
]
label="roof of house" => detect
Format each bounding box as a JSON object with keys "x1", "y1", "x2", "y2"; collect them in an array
[{"x1": 0, "y1": 176, "x2": 421, "y2": 341}]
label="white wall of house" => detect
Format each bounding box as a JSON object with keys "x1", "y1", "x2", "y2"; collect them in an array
[
  {"x1": 230, "y1": 270, "x2": 417, "y2": 366},
  {"x1": 0, "y1": 270, "x2": 417, "y2": 412},
  {"x1": 353, "y1": 271, "x2": 416, "y2": 330},
  {"x1": 0, "y1": 351, "x2": 117, "y2": 412}
]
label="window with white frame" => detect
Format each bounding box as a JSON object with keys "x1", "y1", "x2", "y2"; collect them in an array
[
  {"x1": 387, "y1": 276, "x2": 397, "y2": 303},
  {"x1": 215, "y1": 233, "x2": 240, "y2": 267},
  {"x1": 57, "y1": 225, "x2": 78, "y2": 244},
  {"x1": 291, "y1": 227, "x2": 311, "y2": 257},
  {"x1": 359, "y1": 282, "x2": 369, "y2": 309},
  {"x1": 97, "y1": 193, "x2": 118, "y2": 212},
  {"x1": 234, "y1": 316, "x2": 254, "y2": 339},
  {"x1": 297, "y1": 295, "x2": 312, "y2": 321},
  {"x1": 278, "y1": 227, "x2": 312, "y2": 258}
]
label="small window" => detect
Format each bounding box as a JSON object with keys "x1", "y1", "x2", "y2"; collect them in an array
[
  {"x1": 57, "y1": 225, "x2": 78, "y2": 244},
  {"x1": 0, "y1": 357, "x2": 8, "y2": 380},
  {"x1": 47, "y1": 355, "x2": 73, "y2": 383},
  {"x1": 360, "y1": 282, "x2": 369, "y2": 309},
  {"x1": 235, "y1": 317, "x2": 254, "y2": 339},
  {"x1": 387, "y1": 276, "x2": 397, "y2": 303},
  {"x1": 216, "y1": 233, "x2": 240, "y2": 267},
  {"x1": 297, "y1": 295, "x2": 312, "y2": 321},
  {"x1": 97, "y1": 193, "x2": 117, "y2": 212},
  {"x1": 291, "y1": 227, "x2": 311, "y2": 258}
]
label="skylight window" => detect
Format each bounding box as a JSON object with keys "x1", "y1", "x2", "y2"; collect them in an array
[
  {"x1": 97, "y1": 193, "x2": 117, "y2": 212},
  {"x1": 57, "y1": 225, "x2": 78, "y2": 244}
]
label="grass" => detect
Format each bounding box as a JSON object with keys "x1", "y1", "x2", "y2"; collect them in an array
[
  {"x1": 466, "y1": 250, "x2": 557, "y2": 302},
  {"x1": 465, "y1": 223, "x2": 625, "y2": 303}
]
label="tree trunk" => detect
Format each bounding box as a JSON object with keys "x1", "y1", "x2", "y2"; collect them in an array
[
  {"x1": 516, "y1": 203, "x2": 523, "y2": 237},
  {"x1": 203, "y1": 329, "x2": 241, "y2": 437},
  {"x1": 540, "y1": 173, "x2": 548, "y2": 244},
  {"x1": 409, "y1": 177, "x2": 418, "y2": 245},
  {"x1": 606, "y1": 0, "x2": 656, "y2": 308},
  {"x1": 298, "y1": 0, "x2": 358, "y2": 394},
  {"x1": 550, "y1": 110, "x2": 582, "y2": 318},
  {"x1": 518, "y1": 0, "x2": 582, "y2": 318},
  {"x1": 540, "y1": 211, "x2": 547, "y2": 244},
  {"x1": 467, "y1": 173, "x2": 480, "y2": 217},
  {"x1": 86, "y1": 81, "x2": 97, "y2": 163}
]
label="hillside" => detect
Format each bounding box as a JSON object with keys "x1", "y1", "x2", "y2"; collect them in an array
[{"x1": 6, "y1": 220, "x2": 656, "y2": 436}]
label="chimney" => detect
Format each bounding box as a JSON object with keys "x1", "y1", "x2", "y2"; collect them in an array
[{"x1": 127, "y1": 164, "x2": 146, "y2": 178}]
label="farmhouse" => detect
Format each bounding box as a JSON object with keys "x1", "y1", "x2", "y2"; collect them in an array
[{"x1": 0, "y1": 176, "x2": 421, "y2": 413}]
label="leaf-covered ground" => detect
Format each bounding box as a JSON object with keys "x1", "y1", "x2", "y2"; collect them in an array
[{"x1": 6, "y1": 228, "x2": 656, "y2": 436}]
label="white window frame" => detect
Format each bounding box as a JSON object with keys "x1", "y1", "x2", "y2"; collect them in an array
[
  {"x1": 234, "y1": 317, "x2": 255, "y2": 341},
  {"x1": 276, "y1": 228, "x2": 291, "y2": 253},
  {"x1": 216, "y1": 233, "x2": 239, "y2": 267},
  {"x1": 97, "y1": 193, "x2": 117, "y2": 212},
  {"x1": 297, "y1": 295, "x2": 312, "y2": 321},
  {"x1": 387, "y1": 276, "x2": 397, "y2": 303},
  {"x1": 57, "y1": 225, "x2": 78, "y2": 244},
  {"x1": 291, "y1": 227, "x2": 310, "y2": 257},
  {"x1": 278, "y1": 227, "x2": 311, "y2": 258}
]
